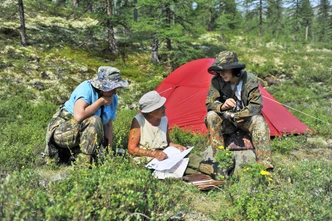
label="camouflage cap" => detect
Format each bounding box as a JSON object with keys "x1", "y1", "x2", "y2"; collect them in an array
[
  {"x1": 89, "y1": 66, "x2": 128, "y2": 91},
  {"x1": 208, "y1": 51, "x2": 245, "y2": 75}
]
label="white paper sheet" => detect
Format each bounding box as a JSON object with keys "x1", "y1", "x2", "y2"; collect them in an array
[
  {"x1": 146, "y1": 146, "x2": 193, "y2": 170},
  {"x1": 152, "y1": 158, "x2": 189, "y2": 179}
]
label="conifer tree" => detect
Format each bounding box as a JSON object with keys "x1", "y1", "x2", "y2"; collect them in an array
[
  {"x1": 193, "y1": 0, "x2": 241, "y2": 32},
  {"x1": 131, "y1": 0, "x2": 205, "y2": 70},
  {"x1": 0, "y1": 0, "x2": 28, "y2": 46},
  {"x1": 92, "y1": 0, "x2": 133, "y2": 55},
  {"x1": 265, "y1": 0, "x2": 284, "y2": 40},
  {"x1": 241, "y1": 0, "x2": 268, "y2": 37},
  {"x1": 285, "y1": 0, "x2": 313, "y2": 42},
  {"x1": 316, "y1": 0, "x2": 332, "y2": 43},
  {"x1": 299, "y1": 0, "x2": 313, "y2": 41},
  {"x1": 106, "y1": 0, "x2": 118, "y2": 54}
]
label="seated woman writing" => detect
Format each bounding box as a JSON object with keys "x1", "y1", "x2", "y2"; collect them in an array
[
  {"x1": 127, "y1": 90, "x2": 187, "y2": 162},
  {"x1": 127, "y1": 90, "x2": 221, "y2": 177}
]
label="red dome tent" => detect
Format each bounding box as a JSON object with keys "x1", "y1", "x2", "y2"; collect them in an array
[{"x1": 155, "y1": 58, "x2": 311, "y2": 136}]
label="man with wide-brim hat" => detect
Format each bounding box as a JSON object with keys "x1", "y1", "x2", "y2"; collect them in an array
[
  {"x1": 207, "y1": 51, "x2": 246, "y2": 74},
  {"x1": 205, "y1": 51, "x2": 273, "y2": 170},
  {"x1": 44, "y1": 66, "x2": 128, "y2": 165}
]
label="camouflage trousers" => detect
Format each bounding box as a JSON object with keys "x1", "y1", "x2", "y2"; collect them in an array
[
  {"x1": 185, "y1": 153, "x2": 204, "y2": 175},
  {"x1": 52, "y1": 108, "x2": 104, "y2": 158},
  {"x1": 205, "y1": 111, "x2": 273, "y2": 169}
]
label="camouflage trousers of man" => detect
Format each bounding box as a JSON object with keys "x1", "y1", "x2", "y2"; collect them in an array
[
  {"x1": 52, "y1": 108, "x2": 104, "y2": 163},
  {"x1": 205, "y1": 111, "x2": 273, "y2": 169}
]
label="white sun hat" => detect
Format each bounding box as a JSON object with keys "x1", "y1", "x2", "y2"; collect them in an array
[{"x1": 139, "y1": 90, "x2": 166, "y2": 113}]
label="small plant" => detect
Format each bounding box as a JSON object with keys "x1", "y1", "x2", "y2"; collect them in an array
[{"x1": 214, "y1": 145, "x2": 235, "y2": 180}]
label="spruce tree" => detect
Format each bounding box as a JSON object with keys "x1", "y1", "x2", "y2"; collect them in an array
[
  {"x1": 240, "y1": 0, "x2": 268, "y2": 37},
  {"x1": 265, "y1": 0, "x2": 284, "y2": 40},
  {"x1": 299, "y1": 0, "x2": 313, "y2": 42},
  {"x1": 285, "y1": 0, "x2": 313, "y2": 42},
  {"x1": 316, "y1": 0, "x2": 332, "y2": 43},
  {"x1": 193, "y1": 0, "x2": 241, "y2": 32},
  {"x1": 131, "y1": 0, "x2": 205, "y2": 70},
  {"x1": 92, "y1": 0, "x2": 133, "y2": 55}
]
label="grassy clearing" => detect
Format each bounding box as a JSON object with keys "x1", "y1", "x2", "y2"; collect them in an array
[{"x1": 1, "y1": 9, "x2": 332, "y2": 221}]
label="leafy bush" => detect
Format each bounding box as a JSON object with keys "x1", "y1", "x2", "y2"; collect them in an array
[
  {"x1": 0, "y1": 95, "x2": 54, "y2": 172},
  {"x1": 0, "y1": 169, "x2": 50, "y2": 220},
  {"x1": 270, "y1": 135, "x2": 307, "y2": 154},
  {"x1": 169, "y1": 126, "x2": 209, "y2": 153},
  {"x1": 112, "y1": 109, "x2": 137, "y2": 151},
  {"x1": 0, "y1": 158, "x2": 189, "y2": 220},
  {"x1": 213, "y1": 161, "x2": 332, "y2": 220}
]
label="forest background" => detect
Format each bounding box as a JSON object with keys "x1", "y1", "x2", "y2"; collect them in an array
[{"x1": 0, "y1": 0, "x2": 331, "y2": 220}]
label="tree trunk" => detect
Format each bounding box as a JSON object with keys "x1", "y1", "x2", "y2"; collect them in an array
[
  {"x1": 73, "y1": 0, "x2": 78, "y2": 8},
  {"x1": 106, "y1": 0, "x2": 118, "y2": 54},
  {"x1": 134, "y1": 0, "x2": 138, "y2": 22},
  {"x1": 259, "y1": 0, "x2": 263, "y2": 37},
  {"x1": 207, "y1": 6, "x2": 212, "y2": 31},
  {"x1": 165, "y1": 3, "x2": 173, "y2": 70},
  {"x1": 150, "y1": 34, "x2": 159, "y2": 63},
  {"x1": 18, "y1": 0, "x2": 27, "y2": 46},
  {"x1": 87, "y1": 1, "x2": 93, "y2": 13}
]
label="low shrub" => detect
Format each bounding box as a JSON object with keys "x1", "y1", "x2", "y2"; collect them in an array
[
  {"x1": 270, "y1": 135, "x2": 307, "y2": 154},
  {"x1": 213, "y1": 160, "x2": 332, "y2": 220},
  {"x1": 0, "y1": 157, "x2": 190, "y2": 220},
  {"x1": 0, "y1": 97, "x2": 53, "y2": 172},
  {"x1": 112, "y1": 109, "x2": 137, "y2": 151},
  {"x1": 169, "y1": 126, "x2": 209, "y2": 153}
]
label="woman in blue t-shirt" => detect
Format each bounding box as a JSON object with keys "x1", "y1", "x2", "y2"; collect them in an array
[{"x1": 44, "y1": 66, "x2": 128, "y2": 165}]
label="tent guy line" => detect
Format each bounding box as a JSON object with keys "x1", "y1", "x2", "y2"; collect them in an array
[
  {"x1": 158, "y1": 85, "x2": 327, "y2": 125},
  {"x1": 159, "y1": 87, "x2": 174, "y2": 95},
  {"x1": 261, "y1": 95, "x2": 329, "y2": 124}
]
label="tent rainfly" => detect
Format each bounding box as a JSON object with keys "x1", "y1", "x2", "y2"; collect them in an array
[{"x1": 155, "y1": 58, "x2": 312, "y2": 136}]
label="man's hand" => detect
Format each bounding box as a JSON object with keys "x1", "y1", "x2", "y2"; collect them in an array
[{"x1": 221, "y1": 98, "x2": 236, "y2": 110}]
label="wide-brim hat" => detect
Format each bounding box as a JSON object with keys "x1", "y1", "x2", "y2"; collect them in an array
[
  {"x1": 139, "y1": 90, "x2": 166, "y2": 113},
  {"x1": 89, "y1": 66, "x2": 128, "y2": 91},
  {"x1": 208, "y1": 51, "x2": 246, "y2": 75}
]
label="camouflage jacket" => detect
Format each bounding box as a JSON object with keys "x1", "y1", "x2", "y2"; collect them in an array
[{"x1": 206, "y1": 70, "x2": 263, "y2": 121}]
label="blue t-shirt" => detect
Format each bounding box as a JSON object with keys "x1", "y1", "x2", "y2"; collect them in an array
[{"x1": 63, "y1": 80, "x2": 118, "y2": 125}]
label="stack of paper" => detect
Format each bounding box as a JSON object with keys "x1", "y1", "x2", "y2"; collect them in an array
[
  {"x1": 146, "y1": 146, "x2": 193, "y2": 179},
  {"x1": 152, "y1": 158, "x2": 189, "y2": 179}
]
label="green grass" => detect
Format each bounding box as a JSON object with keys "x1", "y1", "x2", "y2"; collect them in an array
[{"x1": 1, "y1": 75, "x2": 331, "y2": 220}]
